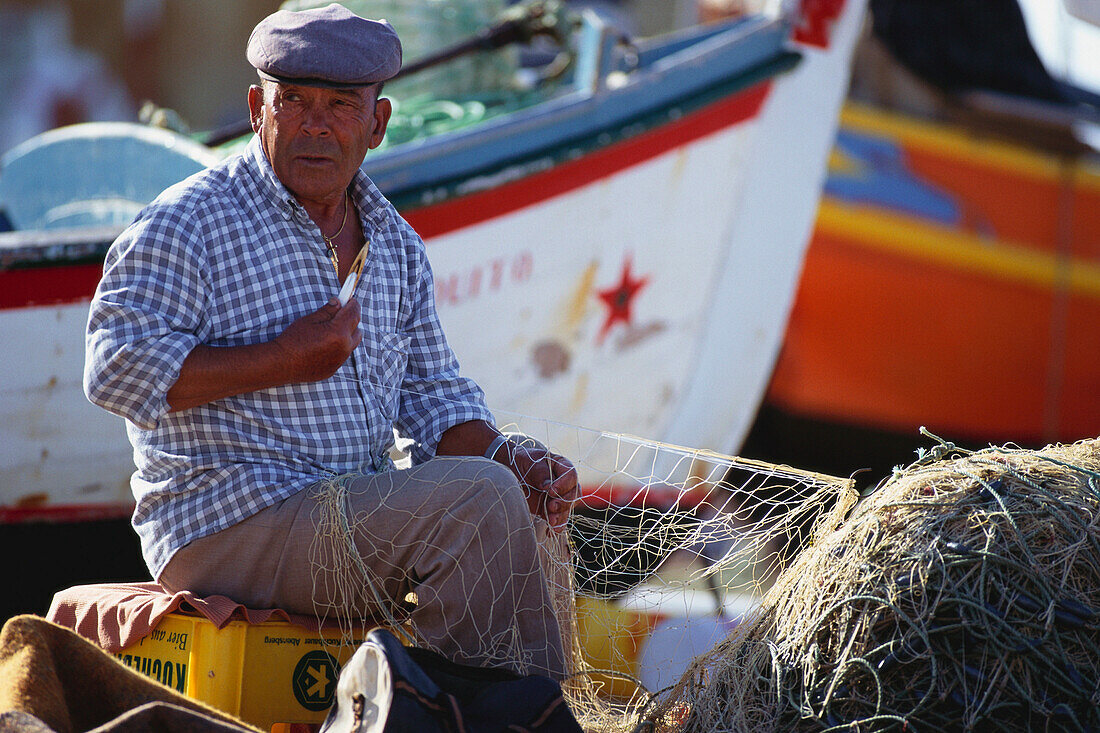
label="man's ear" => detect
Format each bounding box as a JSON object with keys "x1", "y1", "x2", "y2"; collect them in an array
[
  {"x1": 247, "y1": 85, "x2": 264, "y2": 134},
  {"x1": 368, "y1": 97, "x2": 392, "y2": 150}
]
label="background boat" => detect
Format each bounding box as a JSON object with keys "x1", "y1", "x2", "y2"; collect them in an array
[
  {"x1": 0, "y1": 0, "x2": 866, "y2": 621},
  {"x1": 743, "y1": 0, "x2": 1100, "y2": 484}
]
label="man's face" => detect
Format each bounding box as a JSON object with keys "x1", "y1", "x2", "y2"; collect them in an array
[{"x1": 247, "y1": 81, "x2": 391, "y2": 204}]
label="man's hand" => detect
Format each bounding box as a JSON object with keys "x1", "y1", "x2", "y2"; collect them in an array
[
  {"x1": 274, "y1": 297, "x2": 362, "y2": 382},
  {"x1": 167, "y1": 297, "x2": 360, "y2": 411},
  {"x1": 435, "y1": 421, "x2": 580, "y2": 532},
  {"x1": 507, "y1": 444, "x2": 580, "y2": 533}
]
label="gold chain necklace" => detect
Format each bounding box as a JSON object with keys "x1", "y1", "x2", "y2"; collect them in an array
[{"x1": 321, "y1": 193, "x2": 349, "y2": 273}]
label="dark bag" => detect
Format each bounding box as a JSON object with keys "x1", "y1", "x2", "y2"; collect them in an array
[{"x1": 320, "y1": 628, "x2": 584, "y2": 733}]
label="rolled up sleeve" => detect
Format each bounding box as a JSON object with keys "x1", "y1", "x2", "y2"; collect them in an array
[{"x1": 84, "y1": 201, "x2": 209, "y2": 430}]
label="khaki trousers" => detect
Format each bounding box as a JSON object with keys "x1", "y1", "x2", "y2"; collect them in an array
[{"x1": 158, "y1": 454, "x2": 570, "y2": 679}]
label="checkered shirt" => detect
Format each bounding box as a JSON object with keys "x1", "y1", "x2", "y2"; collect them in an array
[{"x1": 85, "y1": 136, "x2": 493, "y2": 577}]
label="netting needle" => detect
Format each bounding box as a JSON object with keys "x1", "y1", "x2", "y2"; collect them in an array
[{"x1": 337, "y1": 241, "x2": 369, "y2": 306}]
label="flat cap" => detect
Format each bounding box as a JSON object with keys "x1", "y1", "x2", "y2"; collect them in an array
[{"x1": 247, "y1": 3, "x2": 402, "y2": 88}]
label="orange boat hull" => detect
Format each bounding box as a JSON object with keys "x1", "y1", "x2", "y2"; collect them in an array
[{"x1": 764, "y1": 103, "x2": 1100, "y2": 448}]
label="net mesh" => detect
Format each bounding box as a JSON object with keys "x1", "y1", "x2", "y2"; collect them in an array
[
  {"x1": 648, "y1": 433, "x2": 1100, "y2": 732},
  {"x1": 303, "y1": 407, "x2": 855, "y2": 731}
]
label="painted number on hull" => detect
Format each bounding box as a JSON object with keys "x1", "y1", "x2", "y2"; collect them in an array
[{"x1": 435, "y1": 250, "x2": 534, "y2": 307}]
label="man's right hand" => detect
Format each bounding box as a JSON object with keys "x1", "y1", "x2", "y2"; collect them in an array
[
  {"x1": 275, "y1": 297, "x2": 362, "y2": 382},
  {"x1": 166, "y1": 297, "x2": 361, "y2": 412}
]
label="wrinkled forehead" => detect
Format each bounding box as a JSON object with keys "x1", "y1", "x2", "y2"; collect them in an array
[{"x1": 260, "y1": 79, "x2": 382, "y2": 103}]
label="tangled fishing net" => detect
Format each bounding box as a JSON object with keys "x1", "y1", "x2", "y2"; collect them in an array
[
  {"x1": 304, "y1": 411, "x2": 854, "y2": 731},
  {"x1": 650, "y1": 433, "x2": 1100, "y2": 733}
]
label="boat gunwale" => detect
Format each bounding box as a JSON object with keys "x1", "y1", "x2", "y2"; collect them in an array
[{"x1": 390, "y1": 51, "x2": 799, "y2": 220}]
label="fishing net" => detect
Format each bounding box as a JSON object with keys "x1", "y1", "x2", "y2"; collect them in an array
[
  {"x1": 303, "y1": 410, "x2": 854, "y2": 731},
  {"x1": 264, "y1": 1, "x2": 579, "y2": 151},
  {"x1": 648, "y1": 433, "x2": 1100, "y2": 733}
]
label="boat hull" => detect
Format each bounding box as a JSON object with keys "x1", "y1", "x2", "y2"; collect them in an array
[
  {"x1": 0, "y1": 2, "x2": 868, "y2": 521},
  {"x1": 759, "y1": 102, "x2": 1100, "y2": 469},
  {"x1": 421, "y1": 85, "x2": 772, "y2": 442}
]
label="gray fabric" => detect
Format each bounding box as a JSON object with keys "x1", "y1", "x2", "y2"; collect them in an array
[
  {"x1": 247, "y1": 3, "x2": 401, "y2": 87},
  {"x1": 157, "y1": 453, "x2": 569, "y2": 680},
  {"x1": 0, "y1": 712, "x2": 54, "y2": 733}
]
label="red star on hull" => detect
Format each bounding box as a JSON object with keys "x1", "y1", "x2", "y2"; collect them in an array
[{"x1": 596, "y1": 255, "x2": 649, "y2": 344}]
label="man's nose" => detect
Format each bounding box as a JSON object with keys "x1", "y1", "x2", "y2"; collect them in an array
[{"x1": 300, "y1": 104, "x2": 333, "y2": 135}]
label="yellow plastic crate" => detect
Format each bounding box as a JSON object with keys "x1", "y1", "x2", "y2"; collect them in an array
[{"x1": 115, "y1": 612, "x2": 366, "y2": 731}]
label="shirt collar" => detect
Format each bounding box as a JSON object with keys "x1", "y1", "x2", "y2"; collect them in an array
[
  {"x1": 244, "y1": 135, "x2": 299, "y2": 221},
  {"x1": 244, "y1": 134, "x2": 391, "y2": 231}
]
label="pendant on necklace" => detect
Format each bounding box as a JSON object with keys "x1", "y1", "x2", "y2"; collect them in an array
[{"x1": 321, "y1": 193, "x2": 350, "y2": 274}]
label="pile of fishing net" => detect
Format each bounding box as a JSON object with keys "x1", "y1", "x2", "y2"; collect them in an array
[{"x1": 649, "y1": 434, "x2": 1100, "y2": 732}]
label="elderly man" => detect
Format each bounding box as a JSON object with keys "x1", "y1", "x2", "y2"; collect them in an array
[{"x1": 84, "y1": 4, "x2": 577, "y2": 679}]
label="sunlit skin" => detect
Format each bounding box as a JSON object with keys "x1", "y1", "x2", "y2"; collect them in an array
[
  {"x1": 247, "y1": 81, "x2": 391, "y2": 281},
  {"x1": 248, "y1": 81, "x2": 390, "y2": 210}
]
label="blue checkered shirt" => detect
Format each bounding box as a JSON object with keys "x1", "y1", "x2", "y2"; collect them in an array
[{"x1": 85, "y1": 136, "x2": 493, "y2": 577}]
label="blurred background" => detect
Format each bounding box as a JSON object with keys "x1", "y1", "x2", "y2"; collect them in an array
[{"x1": 2, "y1": 0, "x2": 1100, "y2": 618}]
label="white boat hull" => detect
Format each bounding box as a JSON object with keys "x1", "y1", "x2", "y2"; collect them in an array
[{"x1": 0, "y1": 0, "x2": 867, "y2": 520}]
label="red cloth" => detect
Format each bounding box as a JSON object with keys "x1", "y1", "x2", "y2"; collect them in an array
[{"x1": 46, "y1": 582, "x2": 326, "y2": 653}]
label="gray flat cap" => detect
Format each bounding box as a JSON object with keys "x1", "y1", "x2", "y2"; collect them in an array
[{"x1": 247, "y1": 3, "x2": 402, "y2": 88}]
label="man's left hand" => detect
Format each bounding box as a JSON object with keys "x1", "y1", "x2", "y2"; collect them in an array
[
  {"x1": 507, "y1": 445, "x2": 579, "y2": 533},
  {"x1": 434, "y1": 421, "x2": 580, "y2": 532}
]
